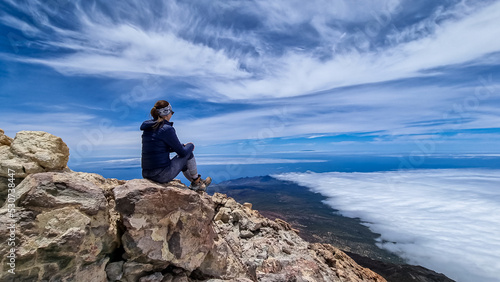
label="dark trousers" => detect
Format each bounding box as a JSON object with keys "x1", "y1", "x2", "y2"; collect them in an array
[{"x1": 142, "y1": 152, "x2": 198, "y2": 184}]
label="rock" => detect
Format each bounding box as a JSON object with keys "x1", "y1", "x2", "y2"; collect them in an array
[
  {"x1": 106, "y1": 261, "x2": 124, "y2": 281},
  {"x1": 114, "y1": 179, "x2": 215, "y2": 272},
  {"x1": 74, "y1": 257, "x2": 110, "y2": 282},
  {"x1": 240, "y1": 230, "x2": 254, "y2": 239},
  {"x1": 0, "y1": 131, "x2": 70, "y2": 179},
  {"x1": 11, "y1": 131, "x2": 69, "y2": 170},
  {"x1": 0, "y1": 176, "x2": 22, "y2": 208},
  {"x1": 0, "y1": 171, "x2": 120, "y2": 282},
  {"x1": 212, "y1": 192, "x2": 229, "y2": 206},
  {"x1": 139, "y1": 272, "x2": 164, "y2": 282},
  {"x1": 311, "y1": 243, "x2": 386, "y2": 282},
  {"x1": 274, "y1": 218, "x2": 292, "y2": 231},
  {"x1": 243, "y1": 202, "x2": 252, "y2": 210},
  {"x1": 0, "y1": 129, "x2": 13, "y2": 146},
  {"x1": 122, "y1": 262, "x2": 154, "y2": 282},
  {"x1": 215, "y1": 207, "x2": 231, "y2": 223},
  {"x1": 231, "y1": 209, "x2": 245, "y2": 222},
  {"x1": 0, "y1": 130, "x2": 70, "y2": 210}
]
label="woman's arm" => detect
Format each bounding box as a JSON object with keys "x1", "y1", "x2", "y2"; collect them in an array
[{"x1": 161, "y1": 126, "x2": 194, "y2": 157}]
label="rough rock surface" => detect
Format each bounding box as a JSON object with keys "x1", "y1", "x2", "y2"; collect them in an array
[
  {"x1": 0, "y1": 172, "x2": 120, "y2": 281},
  {"x1": 0, "y1": 170, "x2": 386, "y2": 282},
  {"x1": 0, "y1": 130, "x2": 69, "y2": 178},
  {"x1": 0, "y1": 129, "x2": 13, "y2": 146},
  {"x1": 114, "y1": 179, "x2": 216, "y2": 272},
  {"x1": 0, "y1": 129, "x2": 70, "y2": 206}
]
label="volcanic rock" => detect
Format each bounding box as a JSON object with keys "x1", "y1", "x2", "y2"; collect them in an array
[
  {"x1": 0, "y1": 129, "x2": 70, "y2": 206},
  {"x1": 0, "y1": 172, "x2": 119, "y2": 281},
  {"x1": 113, "y1": 179, "x2": 215, "y2": 272}
]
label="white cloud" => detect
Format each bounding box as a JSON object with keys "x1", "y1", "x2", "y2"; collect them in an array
[
  {"x1": 176, "y1": 81, "x2": 500, "y2": 146},
  {"x1": 0, "y1": 14, "x2": 39, "y2": 35},
  {"x1": 251, "y1": 0, "x2": 402, "y2": 28},
  {"x1": 82, "y1": 158, "x2": 140, "y2": 167},
  {"x1": 4, "y1": 0, "x2": 500, "y2": 100},
  {"x1": 17, "y1": 24, "x2": 249, "y2": 79},
  {"x1": 2, "y1": 0, "x2": 249, "y2": 80},
  {"x1": 211, "y1": 1, "x2": 500, "y2": 99},
  {"x1": 273, "y1": 169, "x2": 500, "y2": 282}
]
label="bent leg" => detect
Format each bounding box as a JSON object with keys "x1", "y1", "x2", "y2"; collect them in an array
[
  {"x1": 147, "y1": 153, "x2": 194, "y2": 183},
  {"x1": 182, "y1": 155, "x2": 198, "y2": 182}
]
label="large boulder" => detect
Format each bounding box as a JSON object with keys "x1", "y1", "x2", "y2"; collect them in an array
[
  {"x1": 10, "y1": 131, "x2": 69, "y2": 173},
  {"x1": 114, "y1": 179, "x2": 216, "y2": 272},
  {"x1": 0, "y1": 130, "x2": 70, "y2": 178},
  {"x1": 0, "y1": 172, "x2": 120, "y2": 282},
  {"x1": 0, "y1": 130, "x2": 70, "y2": 206}
]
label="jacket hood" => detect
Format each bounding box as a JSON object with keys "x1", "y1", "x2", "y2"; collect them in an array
[
  {"x1": 140, "y1": 120, "x2": 173, "y2": 131},
  {"x1": 140, "y1": 120, "x2": 156, "y2": 131}
]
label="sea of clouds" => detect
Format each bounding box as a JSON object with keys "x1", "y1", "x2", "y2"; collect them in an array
[{"x1": 273, "y1": 169, "x2": 500, "y2": 282}]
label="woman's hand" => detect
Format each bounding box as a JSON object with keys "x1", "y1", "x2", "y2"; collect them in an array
[{"x1": 185, "y1": 142, "x2": 195, "y2": 150}]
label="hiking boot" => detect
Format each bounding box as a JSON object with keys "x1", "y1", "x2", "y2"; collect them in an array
[{"x1": 189, "y1": 175, "x2": 212, "y2": 192}]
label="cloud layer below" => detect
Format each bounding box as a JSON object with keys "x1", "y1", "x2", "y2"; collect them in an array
[{"x1": 274, "y1": 169, "x2": 500, "y2": 282}]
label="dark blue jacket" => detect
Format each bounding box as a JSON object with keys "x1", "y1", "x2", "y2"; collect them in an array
[{"x1": 140, "y1": 120, "x2": 194, "y2": 170}]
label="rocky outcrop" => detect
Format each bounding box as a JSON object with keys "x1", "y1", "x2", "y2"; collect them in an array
[
  {"x1": 0, "y1": 172, "x2": 122, "y2": 281},
  {"x1": 0, "y1": 129, "x2": 70, "y2": 206},
  {"x1": 0, "y1": 170, "x2": 386, "y2": 282},
  {"x1": 0, "y1": 130, "x2": 69, "y2": 178}
]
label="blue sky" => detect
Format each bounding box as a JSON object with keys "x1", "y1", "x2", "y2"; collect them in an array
[{"x1": 1, "y1": 0, "x2": 500, "y2": 168}]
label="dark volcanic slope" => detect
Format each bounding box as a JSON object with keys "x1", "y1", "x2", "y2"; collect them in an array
[
  {"x1": 210, "y1": 176, "x2": 455, "y2": 282},
  {"x1": 210, "y1": 175, "x2": 404, "y2": 264}
]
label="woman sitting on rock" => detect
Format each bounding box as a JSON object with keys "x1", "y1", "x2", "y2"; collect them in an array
[{"x1": 140, "y1": 100, "x2": 211, "y2": 191}]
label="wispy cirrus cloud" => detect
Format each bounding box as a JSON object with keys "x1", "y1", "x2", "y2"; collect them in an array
[
  {"x1": 3, "y1": 0, "x2": 500, "y2": 100},
  {"x1": 1, "y1": 0, "x2": 250, "y2": 80},
  {"x1": 1, "y1": 0, "x2": 499, "y2": 159},
  {"x1": 211, "y1": 1, "x2": 500, "y2": 99}
]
